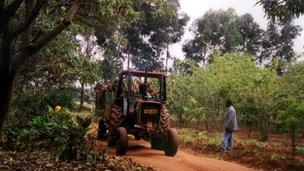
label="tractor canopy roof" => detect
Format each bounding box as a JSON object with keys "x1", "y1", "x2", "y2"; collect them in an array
[{"x1": 120, "y1": 70, "x2": 166, "y2": 78}]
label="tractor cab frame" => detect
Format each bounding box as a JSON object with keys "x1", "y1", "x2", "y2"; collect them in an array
[{"x1": 97, "y1": 70, "x2": 178, "y2": 156}]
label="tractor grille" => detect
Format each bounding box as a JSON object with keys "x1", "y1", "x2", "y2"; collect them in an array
[{"x1": 140, "y1": 102, "x2": 161, "y2": 127}]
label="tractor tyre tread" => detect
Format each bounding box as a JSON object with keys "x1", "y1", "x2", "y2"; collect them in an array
[{"x1": 160, "y1": 107, "x2": 171, "y2": 130}]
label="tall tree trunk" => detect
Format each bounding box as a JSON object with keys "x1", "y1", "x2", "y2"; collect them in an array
[
  {"x1": 0, "y1": 28, "x2": 14, "y2": 130},
  {"x1": 79, "y1": 80, "x2": 85, "y2": 112},
  {"x1": 0, "y1": 70, "x2": 14, "y2": 130}
]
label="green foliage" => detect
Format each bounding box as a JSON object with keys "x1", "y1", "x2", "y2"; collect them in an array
[
  {"x1": 169, "y1": 52, "x2": 280, "y2": 139},
  {"x1": 183, "y1": 8, "x2": 301, "y2": 70},
  {"x1": 277, "y1": 62, "x2": 304, "y2": 152},
  {"x1": 171, "y1": 52, "x2": 304, "y2": 151},
  {"x1": 12, "y1": 93, "x2": 48, "y2": 118},
  {"x1": 16, "y1": 31, "x2": 78, "y2": 93},
  {"x1": 284, "y1": 62, "x2": 304, "y2": 100},
  {"x1": 183, "y1": 8, "x2": 262, "y2": 64},
  {"x1": 260, "y1": 19, "x2": 302, "y2": 74},
  {"x1": 178, "y1": 128, "x2": 222, "y2": 146},
  {"x1": 178, "y1": 128, "x2": 195, "y2": 145},
  {"x1": 122, "y1": 0, "x2": 189, "y2": 70},
  {"x1": 0, "y1": 0, "x2": 141, "y2": 130},
  {"x1": 2, "y1": 109, "x2": 88, "y2": 161},
  {"x1": 278, "y1": 101, "x2": 304, "y2": 152},
  {"x1": 15, "y1": 30, "x2": 100, "y2": 112},
  {"x1": 47, "y1": 87, "x2": 78, "y2": 109},
  {"x1": 258, "y1": 0, "x2": 304, "y2": 20},
  {"x1": 100, "y1": 56, "x2": 120, "y2": 82},
  {"x1": 27, "y1": 112, "x2": 87, "y2": 160},
  {"x1": 13, "y1": 86, "x2": 78, "y2": 116}
]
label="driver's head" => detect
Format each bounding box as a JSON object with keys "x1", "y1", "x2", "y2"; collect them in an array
[{"x1": 139, "y1": 83, "x2": 147, "y2": 97}]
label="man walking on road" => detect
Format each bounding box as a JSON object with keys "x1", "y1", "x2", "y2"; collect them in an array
[{"x1": 221, "y1": 99, "x2": 238, "y2": 151}]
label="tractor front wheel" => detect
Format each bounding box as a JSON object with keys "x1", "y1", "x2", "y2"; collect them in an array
[
  {"x1": 115, "y1": 127, "x2": 128, "y2": 155},
  {"x1": 164, "y1": 128, "x2": 178, "y2": 156}
]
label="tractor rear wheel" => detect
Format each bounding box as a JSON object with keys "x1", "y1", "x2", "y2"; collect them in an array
[
  {"x1": 109, "y1": 105, "x2": 124, "y2": 127},
  {"x1": 115, "y1": 127, "x2": 128, "y2": 155},
  {"x1": 164, "y1": 128, "x2": 178, "y2": 156},
  {"x1": 160, "y1": 107, "x2": 170, "y2": 130},
  {"x1": 107, "y1": 105, "x2": 124, "y2": 147}
]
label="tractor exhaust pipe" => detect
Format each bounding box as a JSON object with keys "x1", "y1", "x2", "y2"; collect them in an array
[{"x1": 144, "y1": 66, "x2": 148, "y2": 85}]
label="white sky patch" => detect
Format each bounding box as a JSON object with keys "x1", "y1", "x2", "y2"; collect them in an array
[
  {"x1": 169, "y1": 0, "x2": 304, "y2": 60},
  {"x1": 76, "y1": 34, "x2": 104, "y2": 61}
]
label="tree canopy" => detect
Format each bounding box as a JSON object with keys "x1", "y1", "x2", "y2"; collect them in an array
[
  {"x1": 122, "y1": 0, "x2": 189, "y2": 70},
  {"x1": 258, "y1": 0, "x2": 304, "y2": 20},
  {"x1": 182, "y1": 8, "x2": 301, "y2": 71},
  {"x1": 183, "y1": 8, "x2": 262, "y2": 64},
  {"x1": 0, "y1": 0, "x2": 137, "y2": 128}
]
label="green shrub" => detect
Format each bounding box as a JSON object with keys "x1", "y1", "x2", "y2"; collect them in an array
[
  {"x1": 169, "y1": 52, "x2": 280, "y2": 140},
  {"x1": 11, "y1": 86, "x2": 78, "y2": 118},
  {"x1": 2, "y1": 110, "x2": 88, "y2": 161},
  {"x1": 12, "y1": 93, "x2": 49, "y2": 117},
  {"x1": 47, "y1": 87, "x2": 78, "y2": 109}
]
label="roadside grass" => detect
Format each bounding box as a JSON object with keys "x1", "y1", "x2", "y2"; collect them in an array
[{"x1": 177, "y1": 128, "x2": 304, "y2": 170}]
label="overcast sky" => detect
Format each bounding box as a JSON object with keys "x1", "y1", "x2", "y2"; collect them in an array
[{"x1": 170, "y1": 0, "x2": 304, "y2": 60}]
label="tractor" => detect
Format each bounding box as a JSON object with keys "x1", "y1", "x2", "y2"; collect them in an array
[{"x1": 96, "y1": 70, "x2": 178, "y2": 156}]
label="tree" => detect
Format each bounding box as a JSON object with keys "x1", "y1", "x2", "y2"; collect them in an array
[
  {"x1": 75, "y1": 33, "x2": 101, "y2": 111},
  {"x1": 260, "y1": 18, "x2": 301, "y2": 74},
  {"x1": 123, "y1": 0, "x2": 189, "y2": 70},
  {"x1": 0, "y1": 0, "x2": 136, "y2": 129},
  {"x1": 258, "y1": 0, "x2": 304, "y2": 20},
  {"x1": 238, "y1": 14, "x2": 263, "y2": 58},
  {"x1": 183, "y1": 8, "x2": 262, "y2": 64},
  {"x1": 277, "y1": 62, "x2": 304, "y2": 153},
  {"x1": 14, "y1": 30, "x2": 101, "y2": 113},
  {"x1": 74, "y1": 56, "x2": 99, "y2": 112},
  {"x1": 183, "y1": 8, "x2": 301, "y2": 70},
  {"x1": 169, "y1": 52, "x2": 280, "y2": 139},
  {"x1": 15, "y1": 31, "x2": 79, "y2": 95},
  {"x1": 259, "y1": 21, "x2": 279, "y2": 65},
  {"x1": 95, "y1": 29, "x2": 126, "y2": 83}
]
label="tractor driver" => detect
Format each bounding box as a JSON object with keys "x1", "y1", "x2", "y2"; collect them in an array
[{"x1": 139, "y1": 83, "x2": 152, "y2": 99}]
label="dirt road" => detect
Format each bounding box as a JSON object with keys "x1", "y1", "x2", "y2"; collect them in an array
[
  {"x1": 88, "y1": 121, "x2": 254, "y2": 171},
  {"x1": 125, "y1": 140, "x2": 254, "y2": 171}
]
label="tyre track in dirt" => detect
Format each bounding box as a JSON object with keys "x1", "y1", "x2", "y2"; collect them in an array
[{"x1": 125, "y1": 140, "x2": 254, "y2": 171}]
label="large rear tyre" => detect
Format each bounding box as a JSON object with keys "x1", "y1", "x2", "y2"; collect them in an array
[
  {"x1": 106, "y1": 105, "x2": 124, "y2": 147},
  {"x1": 109, "y1": 105, "x2": 124, "y2": 127},
  {"x1": 164, "y1": 128, "x2": 178, "y2": 156},
  {"x1": 160, "y1": 107, "x2": 170, "y2": 130},
  {"x1": 115, "y1": 127, "x2": 128, "y2": 155}
]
